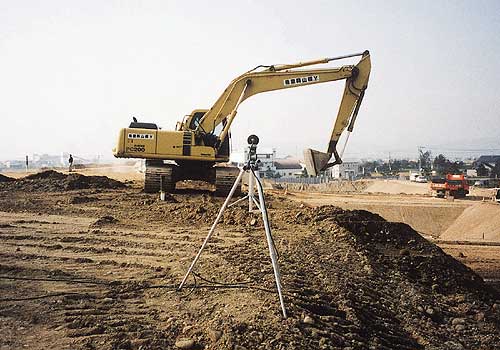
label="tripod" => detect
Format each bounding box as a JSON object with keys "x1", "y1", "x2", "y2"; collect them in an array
[{"x1": 178, "y1": 138, "x2": 287, "y2": 318}]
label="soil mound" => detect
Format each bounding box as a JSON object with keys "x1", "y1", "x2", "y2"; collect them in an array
[
  {"x1": 91, "y1": 215, "x2": 119, "y2": 227},
  {"x1": 69, "y1": 195, "x2": 99, "y2": 204},
  {"x1": 236, "y1": 206, "x2": 500, "y2": 349},
  {"x1": 64, "y1": 173, "x2": 126, "y2": 190},
  {"x1": 441, "y1": 202, "x2": 500, "y2": 242},
  {"x1": 0, "y1": 170, "x2": 126, "y2": 192},
  {"x1": 24, "y1": 170, "x2": 66, "y2": 180},
  {"x1": 0, "y1": 174, "x2": 15, "y2": 182},
  {"x1": 145, "y1": 200, "x2": 499, "y2": 348}
]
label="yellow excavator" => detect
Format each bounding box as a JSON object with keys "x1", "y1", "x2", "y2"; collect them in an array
[{"x1": 113, "y1": 51, "x2": 371, "y2": 195}]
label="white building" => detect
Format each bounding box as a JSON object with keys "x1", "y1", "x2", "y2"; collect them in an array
[
  {"x1": 466, "y1": 169, "x2": 478, "y2": 177},
  {"x1": 252, "y1": 148, "x2": 276, "y2": 177},
  {"x1": 274, "y1": 158, "x2": 303, "y2": 178},
  {"x1": 231, "y1": 148, "x2": 277, "y2": 177},
  {"x1": 329, "y1": 161, "x2": 361, "y2": 180},
  {"x1": 229, "y1": 148, "x2": 303, "y2": 178}
]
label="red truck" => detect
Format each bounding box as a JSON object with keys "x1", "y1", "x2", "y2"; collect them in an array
[{"x1": 430, "y1": 174, "x2": 469, "y2": 198}]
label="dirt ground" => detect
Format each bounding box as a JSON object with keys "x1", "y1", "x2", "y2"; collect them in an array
[{"x1": 0, "y1": 170, "x2": 499, "y2": 350}]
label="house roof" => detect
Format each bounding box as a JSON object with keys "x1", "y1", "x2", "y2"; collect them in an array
[
  {"x1": 274, "y1": 158, "x2": 302, "y2": 170},
  {"x1": 476, "y1": 155, "x2": 500, "y2": 166}
]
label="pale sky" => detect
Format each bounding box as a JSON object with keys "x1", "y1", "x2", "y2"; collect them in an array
[{"x1": 1, "y1": 0, "x2": 499, "y2": 161}]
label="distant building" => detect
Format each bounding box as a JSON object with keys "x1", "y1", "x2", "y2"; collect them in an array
[
  {"x1": 466, "y1": 169, "x2": 478, "y2": 177},
  {"x1": 475, "y1": 155, "x2": 500, "y2": 177},
  {"x1": 230, "y1": 148, "x2": 277, "y2": 178},
  {"x1": 32, "y1": 153, "x2": 65, "y2": 168},
  {"x1": 244, "y1": 148, "x2": 276, "y2": 177},
  {"x1": 3, "y1": 160, "x2": 25, "y2": 170},
  {"x1": 476, "y1": 155, "x2": 500, "y2": 166},
  {"x1": 274, "y1": 157, "x2": 303, "y2": 178},
  {"x1": 230, "y1": 148, "x2": 303, "y2": 178},
  {"x1": 329, "y1": 161, "x2": 361, "y2": 180}
]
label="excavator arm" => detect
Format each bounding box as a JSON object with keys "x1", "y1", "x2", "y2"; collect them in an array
[{"x1": 195, "y1": 51, "x2": 371, "y2": 175}]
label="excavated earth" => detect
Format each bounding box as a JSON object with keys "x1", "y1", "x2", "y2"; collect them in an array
[
  {"x1": 0, "y1": 170, "x2": 126, "y2": 192},
  {"x1": 0, "y1": 172, "x2": 499, "y2": 350},
  {"x1": 0, "y1": 174, "x2": 15, "y2": 183}
]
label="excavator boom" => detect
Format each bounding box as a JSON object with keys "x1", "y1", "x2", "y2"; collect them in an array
[
  {"x1": 194, "y1": 51, "x2": 371, "y2": 175},
  {"x1": 305, "y1": 51, "x2": 371, "y2": 175}
]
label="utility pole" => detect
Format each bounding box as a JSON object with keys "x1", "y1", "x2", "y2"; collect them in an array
[{"x1": 417, "y1": 146, "x2": 422, "y2": 172}]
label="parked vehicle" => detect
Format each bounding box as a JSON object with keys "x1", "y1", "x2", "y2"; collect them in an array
[
  {"x1": 415, "y1": 175, "x2": 428, "y2": 183},
  {"x1": 409, "y1": 172, "x2": 420, "y2": 182},
  {"x1": 430, "y1": 174, "x2": 469, "y2": 198},
  {"x1": 494, "y1": 188, "x2": 500, "y2": 203}
]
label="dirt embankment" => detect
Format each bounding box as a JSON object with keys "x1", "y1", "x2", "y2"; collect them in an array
[
  {"x1": 271, "y1": 180, "x2": 369, "y2": 194},
  {"x1": 0, "y1": 185, "x2": 499, "y2": 350},
  {"x1": 340, "y1": 204, "x2": 466, "y2": 238},
  {"x1": 441, "y1": 203, "x2": 500, "y2": 242},
  {"x1": 284, "y1": 191, "x2": 469, "y2": 238},
  {"x1": 364, "y1": 180, "x2": 430, "y2": 195}
]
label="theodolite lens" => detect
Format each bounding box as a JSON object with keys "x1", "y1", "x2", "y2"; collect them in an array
[{"x1": 247, "y1": 134, "x2": 259, "y2": 145}]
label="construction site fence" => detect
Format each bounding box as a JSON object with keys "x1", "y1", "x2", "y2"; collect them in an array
[{"x1": 269, "y1": 177, "x2": 336, "y2": 184}]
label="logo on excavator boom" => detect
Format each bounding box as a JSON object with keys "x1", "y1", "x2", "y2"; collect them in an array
[{"x1": 284, "y1": 75, "x2": 319, "y2": 87}]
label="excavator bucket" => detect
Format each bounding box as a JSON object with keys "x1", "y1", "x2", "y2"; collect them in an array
[{"x1": 303, "y1": 149, "x2": 332, "y2": 177}]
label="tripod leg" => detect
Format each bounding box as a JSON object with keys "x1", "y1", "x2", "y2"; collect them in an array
[
  {"x1": 178, "y1": 168, "x2": 245, "y2": 290},
  {"x1": 228, "y1": 194, "x2": 249, "y2": 207},
  {"x1": 255, "y1": 173, "x2": 287, "y2": 318},
  {"x1": 248, "y1": 168, "x2": 254, "y2": 211}
]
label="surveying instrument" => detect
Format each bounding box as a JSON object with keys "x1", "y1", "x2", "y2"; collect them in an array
[{"x1": 178, "y1": 135, "x2": 287, "y2": 318}]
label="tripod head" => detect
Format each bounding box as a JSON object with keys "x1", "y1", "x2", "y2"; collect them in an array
[{"x1": 244, "y1": 134, "x2": 260, "y2": 170}]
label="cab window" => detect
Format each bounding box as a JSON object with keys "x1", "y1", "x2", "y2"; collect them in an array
[{"x1": 189, "y1": 112, "x2": 206, "y2": 129}]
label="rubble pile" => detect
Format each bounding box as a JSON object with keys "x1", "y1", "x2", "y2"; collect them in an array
[{"x1": 91, "y1": 215, "x2": 119, "y2": 227}]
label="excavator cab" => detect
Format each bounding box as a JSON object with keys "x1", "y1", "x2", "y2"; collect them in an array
[{"x1": 188, "y1": 111, "x2": 206, "y2": 130}]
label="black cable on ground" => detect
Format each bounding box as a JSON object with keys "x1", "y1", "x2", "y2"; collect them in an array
[
  {"x1": 0, "y1": 283, "x2": 284, "y2": 303},
  {"x1": 0, "y1": 292, "x2": 94, "y2": 302},
  {"x1": 0, "y1": 271, "x2": 293, "y2": 302},
  {"x1": 0, "y1": 275, "x2": 111, "y2": 285},
  {"x1": 191, "y1": 270, "x2": 252, "y2": 286}
]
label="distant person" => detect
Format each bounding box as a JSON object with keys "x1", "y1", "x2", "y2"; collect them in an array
[{"x1": 68, "y1": 154, "x2": 74, "y2": 172}]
